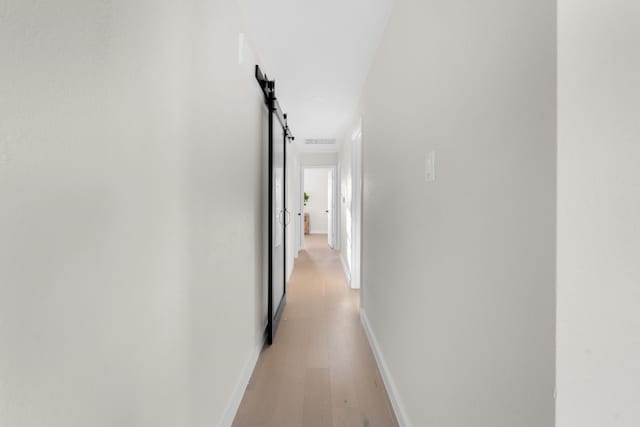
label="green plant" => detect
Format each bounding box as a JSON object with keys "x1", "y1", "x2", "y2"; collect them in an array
[{"x1": 304, "y1": 192, "x2": 310, "y2": 206}]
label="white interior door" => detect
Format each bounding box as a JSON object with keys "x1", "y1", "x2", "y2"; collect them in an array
[
  {"x1": 327, "y1": 169, "x2": 334, "y2": 248},
  {"x1": 293, "y1": 159, "x2": 302, "y2": 256},
  {"x1": 351, "y1": 125, "x2": 362, "y2": 289}
]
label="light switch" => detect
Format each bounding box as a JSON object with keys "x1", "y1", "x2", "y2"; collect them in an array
[{"x1": 425, "y1": 151, "x2": 436, "y2": 182}]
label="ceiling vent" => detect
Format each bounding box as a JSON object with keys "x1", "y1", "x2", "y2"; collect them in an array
[{"x1": 304, "y1": 138, "x2": 337, "y2": 145}]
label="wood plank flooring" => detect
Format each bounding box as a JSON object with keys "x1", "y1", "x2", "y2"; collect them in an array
[{"x1": 232, "y1": 234, "x2": 399, "y2": 427}]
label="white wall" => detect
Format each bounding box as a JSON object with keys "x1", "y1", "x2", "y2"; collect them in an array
[
  {"x1": 557, "y1": 1, "x2": 640, "y2": 426},
  {"x1": 355, "y1": 0, "x2": 557, "y2": 425},
  {"x1": 298, "y1": 151, "x2": 338, "y2": 167},
  {"x1": 304, "y1": 168, "x2": 330, "y2": 234},
  {"x1": 0, "y1": 1, "x2": 266, "y2": 426}
]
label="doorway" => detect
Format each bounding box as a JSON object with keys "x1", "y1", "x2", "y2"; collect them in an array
[{"x1": 301, "y1": 166, "x2": 337, "y2": 250}]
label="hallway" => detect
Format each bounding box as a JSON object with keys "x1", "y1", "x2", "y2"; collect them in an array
[
  {"x1": 4, "y1": 1, "x2": 640, "y2": 426},
  {"x1": 233, "y1": 235, "x2": 398, "y2": 427}
]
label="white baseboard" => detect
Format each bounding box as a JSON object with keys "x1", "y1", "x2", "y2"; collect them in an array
[
  {"x1": 360, "y1": 310, "x2": 410, "y2": 427},
  {"x1": 218, "y1": 334, "x2": 265, "y2": 427},
  {"x1": 339, "y1": 252, "x2": 351, "y2": 285}
]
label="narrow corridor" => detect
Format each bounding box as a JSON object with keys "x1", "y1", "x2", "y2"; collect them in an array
[{"x1": 232, "y1": 235, "x2": 398, "y2": 427}]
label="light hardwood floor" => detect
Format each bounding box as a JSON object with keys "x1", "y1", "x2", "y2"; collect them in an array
[{"x1": 232, "y1": 234, "x2": 399, "y2": 427}]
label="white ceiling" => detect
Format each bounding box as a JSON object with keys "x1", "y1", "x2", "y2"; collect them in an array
[{"x1": 239, "y1": 0, "x2": 394, "y2": 148}]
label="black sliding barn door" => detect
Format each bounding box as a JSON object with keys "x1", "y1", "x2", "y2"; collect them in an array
[{"x1": 256, "y1": 65, "x2": 293, "y2": 345}]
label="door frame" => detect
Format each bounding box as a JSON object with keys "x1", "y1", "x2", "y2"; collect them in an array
[{"x1": 299, "y1": 165, "x2": 338, "y2": 250}]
